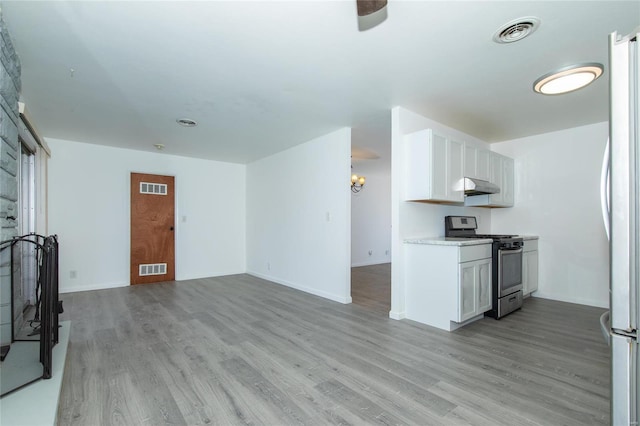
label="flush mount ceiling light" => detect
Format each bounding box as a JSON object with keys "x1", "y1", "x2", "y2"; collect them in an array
[
  {"x1": 153, "y1": 143, "x2": 165, "y2": 151},
  {"x1": 176, "y1": 118, "x2": 197, "y2": 127},
  {"x1": 493, "y1": 17, "x2": 540, "y2": 44},
  {"x1": 533, "y1": 63, "x2": 604, "y2": 95}
]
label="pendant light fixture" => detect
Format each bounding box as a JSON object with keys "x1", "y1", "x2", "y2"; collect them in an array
[{"x1": 533, "y1": 63, "x2": 604, "y2": 95}]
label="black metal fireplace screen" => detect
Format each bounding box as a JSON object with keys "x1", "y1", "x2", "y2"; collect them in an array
[{"x1": 0, "y1": 234, "x2": 60, "y2": 396}]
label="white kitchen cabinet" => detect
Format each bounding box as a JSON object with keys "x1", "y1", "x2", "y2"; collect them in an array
[
  {"x1": 488, "y1": 152, "x2": 514, "y2": 207},
  {"x1": 404, "y1": 129, "x2": 464, "y2": 203},
  {"x1": 522, "y1": 239, "x2": 539, "y2": 296},
  {"x1": 464, "y1": 151, "x2": 514, "y2": 208},
  {"x1": 477, "y1": 149, "x2": 491, "y2": 182},
  {"x1": 404, "y1": 241, "x2": 492, "y2": 331},
  {"x1": 459, "y1": 257, "x2": 492, "y2": 322},
  {"x1": 464, "y1": 144, "x2": 477, "y2": 178},
  {"x1": 464, "y1": 143, "x2": 491, "y2": 182}
]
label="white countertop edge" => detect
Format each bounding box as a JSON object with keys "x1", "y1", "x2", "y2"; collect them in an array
[
  {"x1": 404, "y1": 237, "x2": 493, "y2": 246},
  {"x1": 405, "y1": 235, "x2": 538, "y2": 246}
]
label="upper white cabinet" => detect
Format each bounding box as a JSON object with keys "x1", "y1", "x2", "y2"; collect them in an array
[
  {"x1": 404, "y1": 129, "x2": 464, "y2": 203},
  {"x1": 405, "y1": 128, "x2": 514, "y2": 208},
  {"x1": 464, "y1": 143, "x2": 491, "y2": 182},
  {"x1": 489, "y1": 152, "x2": 514, "y2": 207},
  {"x1": 467, "y1": 151, "x2": 515, "y2": 208}
]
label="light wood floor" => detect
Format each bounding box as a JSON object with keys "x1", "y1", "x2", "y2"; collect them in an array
[{"x1": 57, "y1": 272, "x2": 610, "y2": 425}]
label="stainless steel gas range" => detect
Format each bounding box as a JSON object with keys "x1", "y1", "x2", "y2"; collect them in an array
[{"x1": 445, "y1": 216, "x2": 524, "y2": 319}]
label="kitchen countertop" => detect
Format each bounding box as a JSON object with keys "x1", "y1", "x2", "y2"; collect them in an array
[
  {"x1": 404, "y1": 237, "x2": 493, "y2": 246},
  {"x1": 405, "y1": 235, "x2": 539, "y2": 246}
]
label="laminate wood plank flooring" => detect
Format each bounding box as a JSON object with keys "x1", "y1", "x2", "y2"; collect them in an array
[
  {"x1": 351, "y1": 263, "x2": 391, "y2": 315},
  {"x1": 57, "y1": 273, "x2": 609, "y2": 425}
]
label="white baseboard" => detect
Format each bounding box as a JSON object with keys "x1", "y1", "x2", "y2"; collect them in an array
[
  {"x1": 60, "y1": 281, "x2": 129, "y2": 294},
  {"x1": 351, "y1": 260, "x2": 391, "y2": 268},
  {"x1": 59, "y1": 270, "x2": 249, "y2": 294},
  {"x1": 248, "y1": 271, "x2": 352, "y2": 304},
  {"x1": 389, "y1": 310, "x2": 405, "y2": 320},
  {"x1": 530, "y1": 291, "x2": 608, "y2": 309}
]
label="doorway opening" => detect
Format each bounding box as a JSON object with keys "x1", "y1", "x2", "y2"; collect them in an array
[
  {"x1": 351, "y1": 263, "x2": 391, "y2": 314},
  {"x1": 349, "y1": 116, "x2": 392, "y2": 315}
]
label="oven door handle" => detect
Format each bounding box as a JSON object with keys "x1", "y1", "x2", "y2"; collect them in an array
[{"x1": 500, "y1": 247, "x2": 523, "y2": 254}]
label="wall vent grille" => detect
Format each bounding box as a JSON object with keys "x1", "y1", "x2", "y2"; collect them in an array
[
  {"x1": 139, "y1": 263, "x2": 167, "y2": 276},
  {"x1": 140, "y1": 182, "x2": 167, "y2": 195}
]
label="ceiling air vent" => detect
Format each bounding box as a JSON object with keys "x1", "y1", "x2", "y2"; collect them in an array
[{"x1": 493, "y1": 17, "x2": 540, "y2": 44}]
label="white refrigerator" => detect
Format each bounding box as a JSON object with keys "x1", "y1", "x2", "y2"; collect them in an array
[{"x1": 602, "y1": 27, "x2": 640, "y2": 426}]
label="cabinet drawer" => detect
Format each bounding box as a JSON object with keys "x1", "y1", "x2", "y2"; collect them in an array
[
  {"x1": 523, "y1": 240, "x2": 538, "y2": 252},
  {"x1": 459, "y1": 244, "x2": 492, "y2": 262}
]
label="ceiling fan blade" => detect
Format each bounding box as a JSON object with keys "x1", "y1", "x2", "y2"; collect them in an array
[{"x1": 356, "y1": 0, "x2": 387, "y2": 17}]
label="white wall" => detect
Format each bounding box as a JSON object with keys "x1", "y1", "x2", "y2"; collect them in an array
[
  {"x1": 47, "y1": 138, "x2": 246, "y2": 293},
  {"x1": 351, "y1": 168, "x2": 391, "y2": 267},
  {"x1": 491, "y1": 122, "x2": 609, "y2": 308},
  {"x1": 246, "y1": 128, "x2": 352, "y2": 303},
  {"x1": 390, "y1": 107, "x2": 493, "y2": 319}
]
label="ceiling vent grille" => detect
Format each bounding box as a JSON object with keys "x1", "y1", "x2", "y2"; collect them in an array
[{"x1": 493, "y1": 17, "x2": 540, "y2": 44}]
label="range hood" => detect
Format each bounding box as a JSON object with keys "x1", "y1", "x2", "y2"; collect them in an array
[{"x1": 459, "y1": 177, "x2": 500, "y2": 196}]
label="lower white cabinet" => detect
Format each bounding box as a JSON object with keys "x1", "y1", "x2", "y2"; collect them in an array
[
  {"x1": 459, "y1": 258, "x2": 492, "y2": 322},
  {"x1": 522, "y1": 239, "x2": 539, "y2": 295},
  {"x1": 405, "y1": 242, "x2": 492, "y2": 331}
]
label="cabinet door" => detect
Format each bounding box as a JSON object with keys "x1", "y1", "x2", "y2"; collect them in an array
[
  {"x1": 447, "y1": 139, "x2": 464, "y2": 202},
  {"x1": 403, "y1": 129, "x2": 432, "y2": 200},
  {"x1": 501, "y1": 157, "x2": 514, "y2": 207},
  {"x1": 477, "y1": 149, "x2": 491, "y2": 182},
  {"x1": 489, "y1": 152, "x2": 504, "y2": 205},
  {"x1": 523, "y1": 250, "x2": 539, "y2": 295},
  {"x1": 464, "y1": 144, "x2": 477, "y2": 178},
  {"x1": 431, "y1": 132, "x2": 448, "y2": 200},
  {"x1": 477, "y1": 259, "x2": 492, "y2": 313},
  {"x1": 459, "y1": 262, "x2": 477, "y2": 322}
]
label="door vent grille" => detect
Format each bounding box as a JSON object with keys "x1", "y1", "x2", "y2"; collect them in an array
[
  {"x1": 140, "y1": 182, "x2": 167, "y2": 195},
  {"x1": 139, "y1": 263, "x2": 167, "y2": 276}
]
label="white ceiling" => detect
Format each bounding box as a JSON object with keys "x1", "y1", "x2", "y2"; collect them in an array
[{"x1": 2, "y1": 1, "x2": 638, "y2": 166}]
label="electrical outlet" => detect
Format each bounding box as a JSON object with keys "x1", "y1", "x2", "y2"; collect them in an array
[
  {"x1": 368, "y1": 250, "x2": 373, "y2": 256},
  {"x1": 267, "y1": 262, "x2": 271, "y2": 271},
  {"x1": 70, "y1": 270, "x2": 77, "y2": 279},
  {"x1": 385, "y1": 250, "x2": 389, "y2": 256}
]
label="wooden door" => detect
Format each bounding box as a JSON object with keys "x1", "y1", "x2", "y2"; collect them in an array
[{"x1": 130, "y1": 173, "x2": 175, "y2": 285}]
